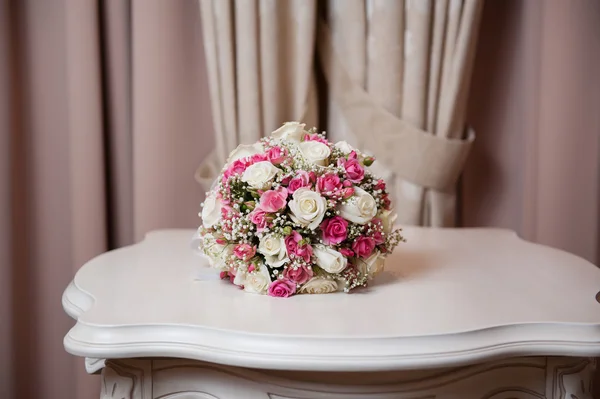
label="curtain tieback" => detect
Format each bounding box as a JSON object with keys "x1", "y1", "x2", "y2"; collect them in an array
[{"x1": 317, "y1": 21, "x2": 475, "y2": 192}]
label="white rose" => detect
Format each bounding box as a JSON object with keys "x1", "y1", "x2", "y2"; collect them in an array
[
  {"x1": 200, "y1": 192, "x2": 223, "y2": 228},
  {"x1": 334, "y1": 140, "x2": 356, "y2": 155},
  {"x1": 200, "y1": 234, "x2": 233, "y2": 270},
  {"x1": 288, "y1": 188, "x2": 327, "y2": 230},
  {"x1": 271, "y1": 121, "x2": 306, "y2": 142},
  {"x1": 258, "y1": 234, "x2": 289, "y2": 267},
  {"x1": 335, "y1": 140, "x2": 365, "y2": 161},
  {"x1": 227, "y1": 142, "x2": 264, "y2": 164},
  {"x1": 298, "y1": 141, "x2": 331, "y2": 166},
  {"x1": 299, "y1": 277, "x2": 338, "y2": 294},
  {"x1": 359, "y1": 251, "x2": 386, "y2": 279},
  {"x1": 313, "y1": 245, "x2": 348, "y2": 274},
  {"x1": 243, "y1": 264, "x2": 272, "y2": 295},
  {"x1": 338, "y1": 186, "x2": 377, "y2": 224},
  {"x1": 378, "y1": 209, "x2": 397, "y2": 234},
  {"x1": 241, "y1": 161, "x2": 280, "y2": 189}
]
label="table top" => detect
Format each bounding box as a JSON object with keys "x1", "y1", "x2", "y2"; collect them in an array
[{"x1": 62, "y1": 227, "x2": 600, "y2": 371}]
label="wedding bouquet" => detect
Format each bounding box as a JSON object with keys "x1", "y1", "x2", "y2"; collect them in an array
[{"x1": 196, "y1": 122, "x2": 403, "y2": 297}]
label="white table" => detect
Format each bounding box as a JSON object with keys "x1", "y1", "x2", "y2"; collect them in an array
[{"x1": 62, "y1": 227, "x2": 600, "y2": 398}]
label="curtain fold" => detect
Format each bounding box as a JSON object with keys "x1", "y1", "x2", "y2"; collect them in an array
[{"x1": 196, "y1": 0, "x2": 318, "y2": 191}]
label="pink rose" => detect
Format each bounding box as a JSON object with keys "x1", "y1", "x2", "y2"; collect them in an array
[
  {"x1": 352, "y1": 236, "x2": 375, "y2": 259},
  {"x1": 287, "y1": 170, "x2": 311, "y2": 193},
  {"x1": 343, "y1": 158, "x2": 364, "y2": 183},
  {"x1": 267, "y1": 146, "x2": 287, "y2": 165},
  {"x1": 374, "y1": 179, "x2": 386, "y2": 191},
  {"x1": 285, "y1": 231, "x2": 313, "y2": 263},
  {"x1": 268, "y1": 279, "x2": 297, "y2": 298},
  {"x1": 259, "y1": 188, "x2": 288, "y2": 213},
  {"x1": 219, "y1": 206, "x2": 238, "y2": 232},
  {"x1": 339, "y1": 247, "x2": 354, "y2": 257},
  {"x1": 381, "y1": 194, "x2": 391, "y2": 210},
  {"x1": 249, "y1": 208, "x2": 272, "y2": 232},
  {"x1": 283, "y1": 264, "x2": 313, "y2": 284},
  {"x1": 280, "y1": 175, "x2": 292, "y2": 186},
  {"x1": 340, "y1": 187, "x2": 355, "y2": 199},
  {"x1": 316, "y1": 173, "x2": 342, "y2": 194},
  {"x1": 303, "y1": 133, "x2": 329, "y2": 145},
  {"x1": 221, "y1": 206, "x2": 237, "y2": 221},
  {"x1": 320, "y1": 216, "x2": 348, "y2": 245},
  {"x1": 372, "y1": 231, "x2": 385, "y2": 245},
  {"x1": 222, "y1": 159, "x2": 250, "y2": 182},
  {"x1": 234, "y1": 243, "x2": 256, "y2": 261},
  {"x1": 250, "y1": 153, "x2": 268, "y2": 163}
]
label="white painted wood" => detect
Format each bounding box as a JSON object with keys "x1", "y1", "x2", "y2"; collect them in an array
[
  {"x1": 98, "y1": 357, "x2": 596, "y2": 399},
  {"x1": 62, "y1": 227, "x2": 600, "y2": 372}
]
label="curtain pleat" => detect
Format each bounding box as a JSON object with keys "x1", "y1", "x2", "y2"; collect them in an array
[
  {"x1": 326, "y1": 0, "x2": 366, "y2": 147},
  {"x1": 0, "y1": 2, "x2": 15, "y2": 396},
  {"x1": 102, "y1": 0, "x2": 134, "y2": 248},
  {"x1": 64, "y1": 2, "x2": 107, "y2": 398},
  {"x1": 396, "y1": 0, "x2": 433, "y2": 225},
  {"x1": 200, "y1": 0, "x2": 230, "y2": 163},
  {"x1": 363, "y1": 0, "x2": 404, "y2": 186},
  {"x1": 428, "y1": 0, "x2": 483, "y2": 226},
  {"x1": 235, "y1": 0, "x2": 262, "y2": 143}
]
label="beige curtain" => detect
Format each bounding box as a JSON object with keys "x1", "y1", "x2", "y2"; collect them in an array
[
  {"x1": 198, "y1": 0, "x2": 483, "y2": 226},
  {"x1": 323, "y1": 0, "x2": 483, "y2": 227},
  {"x1": 0, "y1": 1, "x2": 213, "y2": 398},
  {"x1": 196, "y1": 0, "x2": 318, "y2": 190}
]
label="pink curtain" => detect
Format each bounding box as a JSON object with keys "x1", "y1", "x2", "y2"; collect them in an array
[
  {"x1": 463, "y1": 0, "x2": 600, "y2": 265},
  {"x1": 0, "y1": 0, "x2": 213, "y2": 398}
]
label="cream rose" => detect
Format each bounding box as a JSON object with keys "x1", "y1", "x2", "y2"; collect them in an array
[
  {"x1": 241, "y1": 161, "x2": 280, "y2": 189},
  {"x1": 243, "y1": 264, "x2": 272, "y2": 295},
  {"x1": 200, "y1": 192, "x2": 223, "y2": 228},
  {"x1": 361, "y1": 251, "x2": 386, "y2": 279},
  {"x1": 298, "y1": 141, "x2": 330, "y2": 166},
  {"x1": 334, "y1": 140, "x2": 357, "y2": 155},
  {"x1": 200, "y1": 234, "x2": 233, "y2": 270},
  {"x1": 288, "y1": 188, "x2": 327, "y2": 230},
  {"x1": 258, "y1": 234, "x2": 289, "y2": 267},
  {"x1": 335, "y1": 140, "x2": 366, "y2": 161},
  {"x1": 378, "y1": 209, "x2": 397, "y2": 234},
  {"x1": 313, "y1": 245, "x2": 348, "y2": 274},
  {"x1": 338, "y1": 186, "x2": 377, "y2": 224},
  {"x1": 227, "y1": 142, "x2": 264, "y2": 164},
  {"x1": 271, "y1": 121, "x2": 306, "y2": 142},
  {"x1": 299, "y1": 277, "x2": 338, "y2": 294}
]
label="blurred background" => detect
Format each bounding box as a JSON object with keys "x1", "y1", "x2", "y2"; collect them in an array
[{"x1": 0, "y1": 0, "x2": 599, "y2": 398}]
